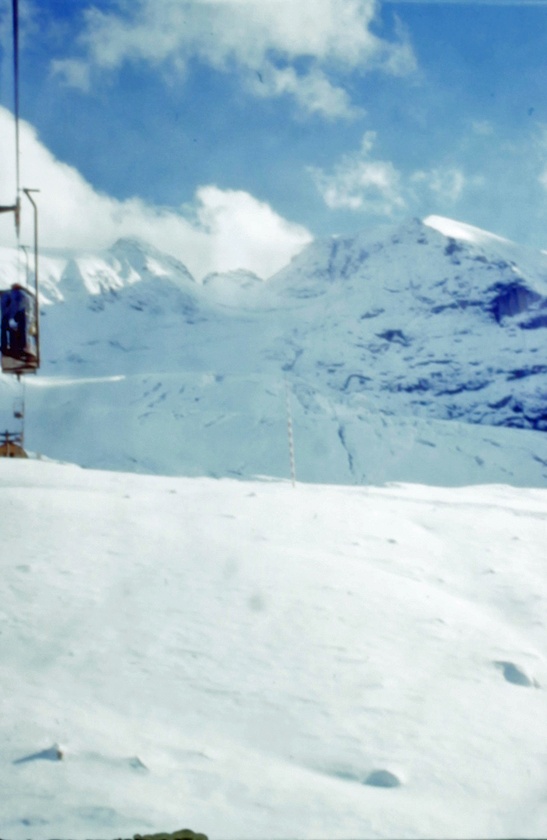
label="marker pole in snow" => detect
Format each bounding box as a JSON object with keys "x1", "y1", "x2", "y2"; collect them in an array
[{"x1": 284, "y1": 377, "x2": 296, "y2": 487}]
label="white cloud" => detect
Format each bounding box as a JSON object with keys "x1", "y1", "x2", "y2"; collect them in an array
[
  {"x1": 411, "y1": 166, "x2": 468, "y2": 203},
  {"x1": 0, "y1": 107, "x2": 311, "y2": 280},
  {"x1": 193, "y1": 185, "x2": 312, "y2": 275},
  {"x1": 309, "y1": 131, "x2": 406, "y2": 214},
  {"x1": 49, "y1": 58, "x2": 92, "y2": 93},
  {"x1": 50, "y1": 0, "x2": 416, "y2": 119},
  {"x1": 248, "y1": 65, "x2": 361, "y2": 121},
  {"x1": 310, "y1": 133, "x2": 482, "y2": 217}
]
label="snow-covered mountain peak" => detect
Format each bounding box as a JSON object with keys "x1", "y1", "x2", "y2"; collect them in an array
[
  {"x1": 0, "y1": 238, "x2": 198, "y2": 307},
  {"x1": 269, "y1": 214, "x2": 547, "y2": 314},
  {"x1": 263, "y1": 215, "x2": 547, "y2": 436},
  {"x1": 108, "y1": 237, "x2": 196, "y2": 287}
]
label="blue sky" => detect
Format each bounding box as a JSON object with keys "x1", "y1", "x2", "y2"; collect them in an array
[{"x1": 1, "y1": 0, "x2": 547, "y2": 279}]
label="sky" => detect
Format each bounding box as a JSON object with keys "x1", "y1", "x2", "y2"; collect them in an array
[{"x1": 1, "y1": 0, "x2": 547, "y2": 279}]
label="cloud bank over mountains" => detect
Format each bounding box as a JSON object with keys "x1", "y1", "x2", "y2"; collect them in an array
[{"x1": 0, "y1": 107, "x2": 311, "y2": 280}]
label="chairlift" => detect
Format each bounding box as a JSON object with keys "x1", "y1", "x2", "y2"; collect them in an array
[
  {"x1": 0, "y1": 0, "x2": 38, "y2": 460},
  {"x1": 0, "y1": 0, "x2": 41, "y2": 380},
  {"x1": 0, "y1": 283, "x2": 39, "y2": 376}
]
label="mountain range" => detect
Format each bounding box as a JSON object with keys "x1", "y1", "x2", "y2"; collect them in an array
[{"x1": 1, "y1": 214, "x2": 546, "y2": 485}]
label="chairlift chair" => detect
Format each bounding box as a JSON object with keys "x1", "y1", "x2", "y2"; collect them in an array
[{"x1": 0, "y1": 283, "x2": 39, "y2": 376}]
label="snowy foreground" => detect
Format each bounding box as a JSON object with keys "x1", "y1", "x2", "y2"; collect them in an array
[{"x1": 1, "y1": 459, "x2": 547, "y2": 839}]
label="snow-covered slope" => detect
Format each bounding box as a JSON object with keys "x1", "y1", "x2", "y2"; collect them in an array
[
  {"x1": 1, "y1": 459, "x2": 546, "y2": 839},
  {"x1": 1, "y1": 217, "x2": 547, "y2": 483}
]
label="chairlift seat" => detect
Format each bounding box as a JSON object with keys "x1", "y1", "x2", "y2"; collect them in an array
[{"x1": 0, "y1": 284, "x2": 38, "y2": 375}]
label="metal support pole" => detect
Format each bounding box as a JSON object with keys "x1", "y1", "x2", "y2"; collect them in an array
[
  {"x1": 20, "y1": 244, "x2": 30, "y2": 284},
  {"x1": 23, "y1": 188, "x2": 40, "y2": 369}
]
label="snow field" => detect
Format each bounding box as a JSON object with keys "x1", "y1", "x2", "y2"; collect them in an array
[
  {"x1": 1, "y1": 460, "x2": 546, "y2": 838},
  {"x1": 0, "y1": 369, "x2": 546, "y2": 486}
]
